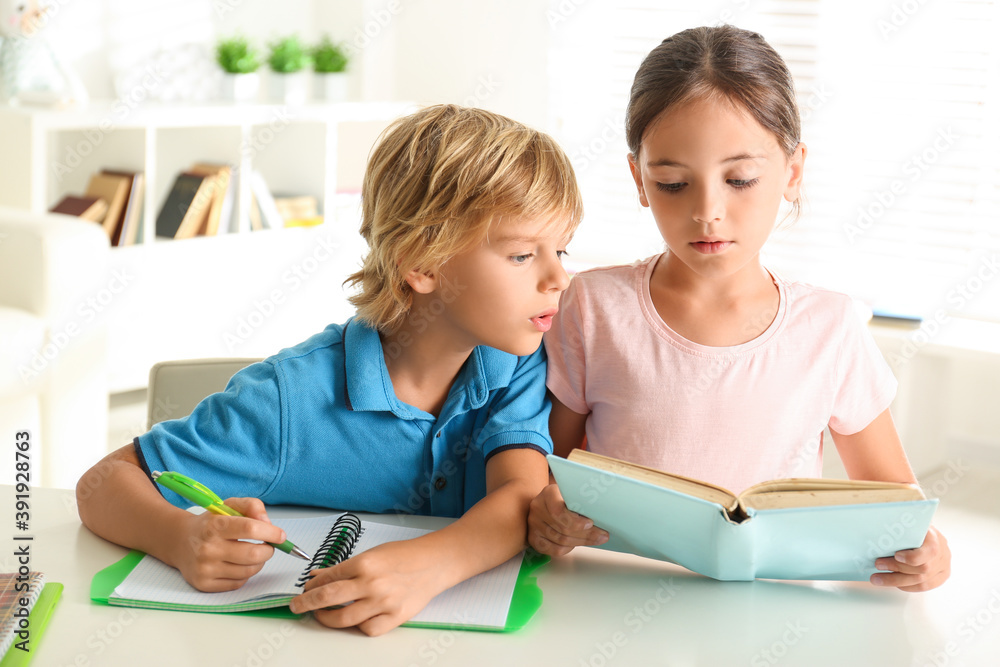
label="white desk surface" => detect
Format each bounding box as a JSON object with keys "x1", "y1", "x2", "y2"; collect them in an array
[{"x1": 7, "y1": 485, "x2": 999, "y2": 667}]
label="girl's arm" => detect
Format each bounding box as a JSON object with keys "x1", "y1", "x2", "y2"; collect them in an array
[
  {"x1": 831, "y1": 408, "x2": 951, "y2": 591},
  {"x1": 527, "y1": 396, "x2": 610, "y2": 555},
  {"x1": 290, "y1": 447, "x2": 549, "y2": 636},
  {"x1": 549, "y1": 393, "x2": 588, "y2": 456}
]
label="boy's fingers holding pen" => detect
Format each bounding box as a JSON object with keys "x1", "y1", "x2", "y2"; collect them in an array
[
  {"x1": 224, "y1": 496, "x2": 271, "y2": 522},
  {"x1": 204, "y1": 512, "x2": 287, "y2": 546}
]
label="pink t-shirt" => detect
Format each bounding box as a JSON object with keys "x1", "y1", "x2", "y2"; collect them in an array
[{"x1": 545, "y1": 254, "x2": 897, "y2": 494}]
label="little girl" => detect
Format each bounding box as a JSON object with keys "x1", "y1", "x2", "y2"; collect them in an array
[{"x1": 528, "y1": 25, "x2": 950, "y2": 591}]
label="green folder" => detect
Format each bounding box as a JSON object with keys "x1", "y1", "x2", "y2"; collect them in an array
[
  {"x1": 0, "y1": 583, "x2": 63, "y2": 667},
  {"x1": 91, "y1": 547, "x2": 548, "y2": 632}
]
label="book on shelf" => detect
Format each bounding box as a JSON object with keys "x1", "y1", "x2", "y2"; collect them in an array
[
  {"x1": 216, "y1": 170, "x2": 236, "y2": 235},
  {"x1": 99, "y1": 169, "x2": 144, "y2": 246},
  {"x1": 249, "y1": 170, "x2": 284, "y2": 230},
  {"x1": 248, "y1": 192, "x2": 263, "y2": 232},
  {"x1": 187, "y1": 163, "x2": 233, "y2": 237},
  {"x1": 548, "y1": 449, "x2": 938, "y2": 582},
  {"x1": 274, "y1": 194, "x2": 321, "y2": 228},
  {"x1": 155, "y1": 172, "x2": 216, "y2": 240},
  {"x1": 0, "y1": 571, "x2": 63, "y2": 666},
  {"x1": 49, "y1": 195, "x2": 108, "y2": 222},
  {"x1": 84, "y1": 172, "x2": 132, "y2": 241}
]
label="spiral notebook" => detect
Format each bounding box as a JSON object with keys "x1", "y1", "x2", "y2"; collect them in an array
[
  {"x1": 91, "y1": 513, "x2": 546, "y2": 632},
  {"x1": 0, "y1": 572, "x2": 63, "y2": 667}
]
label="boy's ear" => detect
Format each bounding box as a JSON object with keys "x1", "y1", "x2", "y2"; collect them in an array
[{"x1": 404, "y1": 267, "x2": 438, "y2": 295}]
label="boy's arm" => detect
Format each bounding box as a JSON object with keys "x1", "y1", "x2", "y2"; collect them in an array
[
  {"x1": 77, "y1": 444, "x2": 288, "y2": 591},
  {"x1": 290, "y1": 447, "x2": 549, "y2": 636},
  {"x1": 831, "y1": 408, "x2": 950, "y2": 591}
]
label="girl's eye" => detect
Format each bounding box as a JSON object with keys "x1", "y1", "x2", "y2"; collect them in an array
[
  {"x1": 729, "y1": 178, "x2": 759, "y2": 190},
  {"x1": 511, "y1": 254, "x2": 533, "y2": 265},
  {"x1": 556, "y1": 250, "x2": 568, "y2": 260},
  {"x1": 655, "y1": 182, "x2": 686, "y2": 193}
]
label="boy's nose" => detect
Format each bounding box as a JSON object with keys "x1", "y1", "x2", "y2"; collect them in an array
[{"x1": 543, "y1": 258, "x2": 571, "y2": 293}]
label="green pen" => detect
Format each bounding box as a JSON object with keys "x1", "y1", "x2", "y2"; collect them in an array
[{"x1": 152, "y1": 470, "x2": 310, "y2": 561}]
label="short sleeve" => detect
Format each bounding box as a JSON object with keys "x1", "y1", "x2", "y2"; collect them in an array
[
  {"x1": 828, "y1": 303, "x2": 898, "y2": 435},
  {"x1": 543, "y1": 278, "x2": 590, "y2": 414},
  {"x1": 135, "y1": 361, "x2": 284, "y2": 508},
  {"x1": 477, "y1": 345, "x2": 553, "y2": 459}
]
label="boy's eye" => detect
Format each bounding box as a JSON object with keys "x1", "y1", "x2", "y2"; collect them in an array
[
  {"x1": 728, "y1": 178, "x2": 759, "y2": 189},
  {"x1": 655, "y1": 182, "x2": 686, "y2": 193},
  {"x1": 511, "y1": 254, "x2": 533, "y2": 264}
]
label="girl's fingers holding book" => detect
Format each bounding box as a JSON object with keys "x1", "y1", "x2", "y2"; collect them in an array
[{"x1": 872, "y1": 526, "x2": 949, "y2": 591}]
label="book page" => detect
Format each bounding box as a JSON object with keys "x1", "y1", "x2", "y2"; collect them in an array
[
  {"x1": 739, "y1": 479, "x2": 925, "y2": 511},
  {"x1": 568, "y1": 449, "x2": 739, "y2": 512}
]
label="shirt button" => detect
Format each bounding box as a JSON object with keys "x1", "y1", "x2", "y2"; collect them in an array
[{"x1": 434, "y1": 476, "x2": 447, "y2": 491}]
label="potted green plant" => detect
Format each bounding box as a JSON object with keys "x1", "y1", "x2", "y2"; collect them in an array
[
  {"x1": 312, "y1": 36, "x2": 350, "y2": 102},
  {"x1": 267, "y1": 35, "x2": 311, "y2": 104},
  {"x1": 216, "y1": 36, "x2": 260, "y2": 103}
]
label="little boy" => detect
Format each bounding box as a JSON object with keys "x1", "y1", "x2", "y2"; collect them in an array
[{"x1": 77, "y1": 104, "x2": 583, "y2": 636}]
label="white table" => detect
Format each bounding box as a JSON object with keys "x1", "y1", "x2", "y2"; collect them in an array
[{"x1": 7, "y1": 485, "x2": 998, "y2": 667}]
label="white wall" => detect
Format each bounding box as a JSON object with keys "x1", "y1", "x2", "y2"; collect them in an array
[
  {"x1": 28, "y1": 0, "x2": 1000, "y2": 471},
  {"x1": 39, "y1": 0, "x2": 551, "y2": 125}
]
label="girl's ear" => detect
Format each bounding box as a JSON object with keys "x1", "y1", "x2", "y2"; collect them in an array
[
  {"x1": 627, "y1": 153, "x2": 650, "y2": 208},
  {"x1": 404, "y1": 267, "x2": 438, "y2": 295},
  {"x1": 783, "y1": 142, "x2": 807, "y2": 203}
]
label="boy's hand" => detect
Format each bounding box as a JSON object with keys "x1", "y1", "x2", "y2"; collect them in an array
[
  {"x1": 170, "y1": 497, "x2": 285, "y2": 592},
  {"x1": 527, "y1": 483, "x2": 609, "y2": 556},
  {"x1": 289, "y1": 539, "x2": 444, "y2": 636},
  {"x1": 872, "y1": 525, "x2": 950, "y2": 591}
]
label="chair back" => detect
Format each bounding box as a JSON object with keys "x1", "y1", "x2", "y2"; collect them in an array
[{"x1": 147, "y1": 358, "x2": 260, "y2": 429}]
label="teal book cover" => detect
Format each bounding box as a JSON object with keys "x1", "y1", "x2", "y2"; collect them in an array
[{"x1": 548, "y1": 453, "x2": 937, "y2": 582}]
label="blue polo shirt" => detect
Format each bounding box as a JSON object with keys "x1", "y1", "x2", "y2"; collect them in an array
[{"x1": 136, "y1": 318, "x2": 553, "y2": 518}]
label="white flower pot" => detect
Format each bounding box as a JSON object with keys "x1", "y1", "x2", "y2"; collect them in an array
[
  {"x1": 314, "y1": 72, "x2": 349, "y2": 102},
  {"x1": 269, "y1": 72, "x2": 308, "y2": 105},
  {"x1": 220, "y1": 73, "x2": 260, "y2": 104}
]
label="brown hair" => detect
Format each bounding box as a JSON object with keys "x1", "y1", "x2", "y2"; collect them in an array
[
  {"x1": 346, "y1": 104, "x2": 583, "y2": 333},
  {"x1": 626, "y1": 26, "x2": 802, "y2": 212}
]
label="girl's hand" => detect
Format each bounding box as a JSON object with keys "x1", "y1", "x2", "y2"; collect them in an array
[
  {"x1": 527, "y1": 483, "x2": 609, "y2": 556},
  {"x1": 872, "y1": 525, "x2": 950, "y2": 591},
  {"x1": 289, "y1": 539, "x2": 445, "y2": 636},
  {"x1": 170, "y1": 497, "x2": 283, "y2": 592}
]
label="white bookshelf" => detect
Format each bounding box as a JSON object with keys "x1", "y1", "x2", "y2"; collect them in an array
[
  {"x1": 0, "y1": 100, "x2": 414, "y2": 393},
  {"x1": 0, "y1": 100, "x2": 414, "y2": 234}
]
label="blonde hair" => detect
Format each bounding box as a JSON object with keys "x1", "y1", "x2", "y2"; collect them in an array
[{"x1": 347, "y1": 104, "x2": 583, "y2": 333}]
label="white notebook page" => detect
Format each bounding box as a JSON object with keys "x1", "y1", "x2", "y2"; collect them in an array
[{"x1": 111, "y1": 513, "x2": 522, "y2": 628}]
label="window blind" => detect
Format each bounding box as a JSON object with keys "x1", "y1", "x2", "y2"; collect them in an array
[{"x1": 548, "y1": 0, "x2": 1000, "y2": 321}]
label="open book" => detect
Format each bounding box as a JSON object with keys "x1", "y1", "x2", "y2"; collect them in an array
[
  {"x1": 549, "y1": 449, "x2": 937, "y2": 582},
  {"x1": 91, "y1": 513, "x2": 546, "y2": 632}
]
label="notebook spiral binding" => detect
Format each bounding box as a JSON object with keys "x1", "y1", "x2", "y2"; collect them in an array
[{"x1": 295, "y1": 513, "x2": 364, "y2": 588}]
